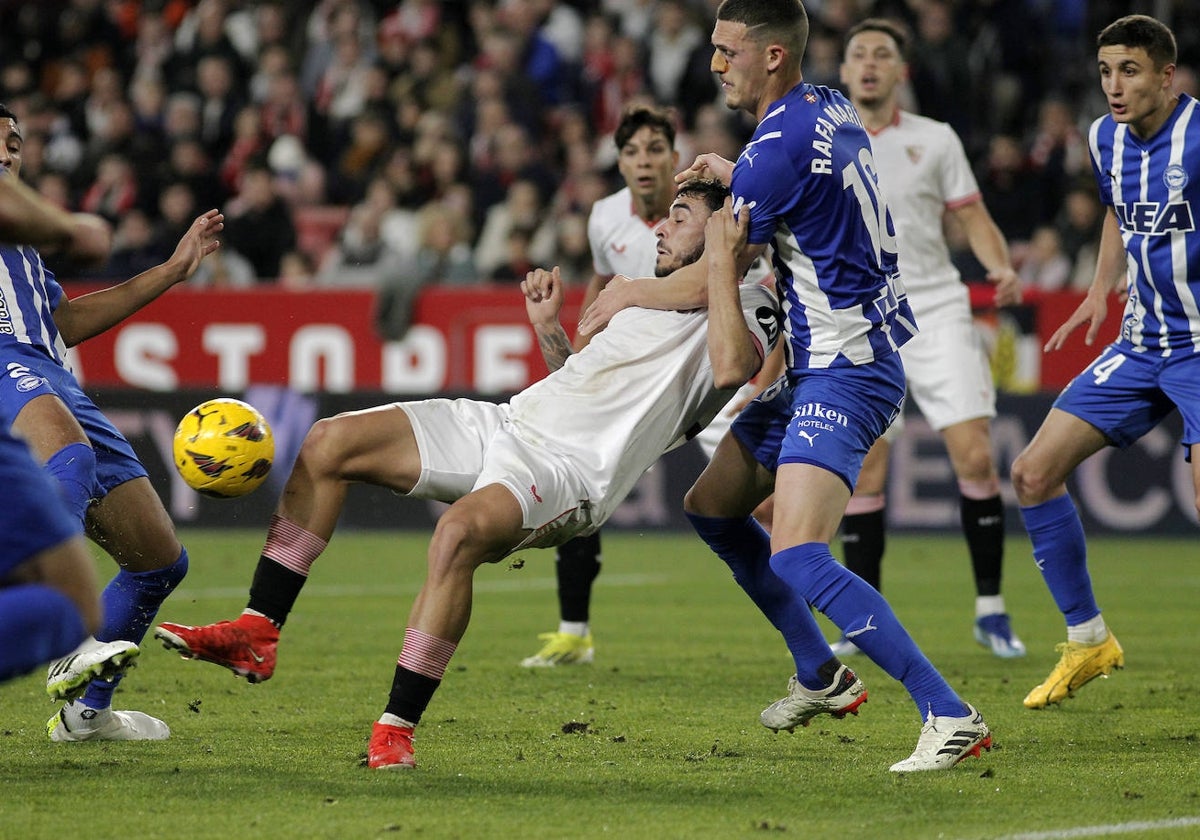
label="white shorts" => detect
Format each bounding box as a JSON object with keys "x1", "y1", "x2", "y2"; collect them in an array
[
  {"x1": 897, "y1": 311, "x2": 995, "y2": 433},
  {"x1": 398, "y1": 399, "x2": 594, "y2": 550}
]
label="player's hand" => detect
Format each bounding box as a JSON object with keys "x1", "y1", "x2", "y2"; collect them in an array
[
  {"x1": 675, "y1": 153, "x2": 734, "y2": 186},
  {"x1": 987, "y1": 265, "x2": 1022, "y2": 307},
  {"x1": 522, "y1": 265, "x2": 564, "y2": 325},
  {"x1": 1045, "y1": 289, "x2": 1108, "y2": 352},
  {"x1": 168, "y1": 209, "x2": 223, "y2": 282},
  {"x1": 578, "y1": 274, "x2": 636, "y2": 337},
  {"x1": 705, "y1": 197, "x2": 748, "y2": 263}
]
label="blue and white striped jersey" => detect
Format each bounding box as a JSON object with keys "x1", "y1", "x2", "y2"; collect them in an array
[
  {"x1": 731, "y1": 83, "x2": 916, "y2": 371},
  {"x1": 0, "y1": 244, "x2": 68, "y2": 365},
  {"x1": 1089, "y1": 92, "x2": 1200, "y2": 355}
]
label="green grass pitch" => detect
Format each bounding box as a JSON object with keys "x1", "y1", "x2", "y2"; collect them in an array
[{"x1": 3, "y1": 529, "x2": 1198, "y2": 839}]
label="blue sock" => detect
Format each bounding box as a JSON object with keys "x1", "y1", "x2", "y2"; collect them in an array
[
  {"x1": 82, "y1": 548, "x2": 189, "y2": 709},
  {"x1": 1019, "y1": 494, "x2": 1098, "y2": 626},
  {"x1": 686, "y1": 512, "x2": 833, "y2": 689},
  {"x1": 45, "y1": 443, "x2": 97, "y2": 524},
  {"x1": 770, "y1": 543, "x2": 967, "y2": 719},
  {"x1": 0, "y1": 584, "x2": 86, "y2": 682}
]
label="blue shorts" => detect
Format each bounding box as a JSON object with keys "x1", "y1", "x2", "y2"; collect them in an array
[
  {"x1": 732, "y1": 353, "x2": 906, "y2": 491},
  {"x1": 0, "y1": 343, "x2": 146, "y2": 498},
  {"x1": 0, "y1": 429, "x2": 81, "y2": 576},
  {"x1": 1055, "y1": 343, "x2": 1200, "y2": 459}
]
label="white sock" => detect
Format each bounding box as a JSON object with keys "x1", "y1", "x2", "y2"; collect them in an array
[
  {"x1": 975, "y1": 595, "x2": 1006, "y2": 618},
  {"x1": 558, "y1": 621, "x2": 589, "y2": 637},
  {"x1": 1067, "y1": 615, "x2": 1108, "y2": 645},
  {"x1": 379, "y1": 713, "x2": 416, "y2": 729}
]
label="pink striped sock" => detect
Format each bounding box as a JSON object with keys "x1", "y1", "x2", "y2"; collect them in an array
[
  {"x1": 398, "y1": 628, "x2": 458, "y2": 680},
  {"x1": 262, "y1": 514, "x2": 328, "y2": 577}
]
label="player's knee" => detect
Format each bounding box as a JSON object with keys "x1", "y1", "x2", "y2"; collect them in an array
[
  {"x1": 298, "y1": 417, "x2": 350, "y2": 476},
  {"x1": 428, "y1": 513, "x2": 487, "y2": 578},
  {"x1": 1010, "y1": 451, "x2": 1048, "y2": 505}
]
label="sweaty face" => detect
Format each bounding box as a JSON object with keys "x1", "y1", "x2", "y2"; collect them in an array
[
  {"x1": 840, "y1": 30, "x2": 906, "y2": 109},
  {"x1": 654, "y1": 194, "x2": 710, "y2": 276},
  {"x1": 0, "y1": 118, "x2": 22, "y2": 177},
  {"x1": 1098, "y1": 45, "x2": 1175, "y2": 136},
  {"x1": 710, "y1": 19, "x2": 769, "y2": 116},
  {"x1": 617, "y1": 125, "x2": 678, "y2": 213}
]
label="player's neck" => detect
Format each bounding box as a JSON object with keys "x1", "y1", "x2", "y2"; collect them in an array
[
  {"x1": 755, "y1": 71, "x2": 803, "y2": 121},
  {"x1": 854, "y1": 100, "x2": 898, "y2": 133},
  {"x1": 634, "y1": 191, "x2": 672, "y2": 225}
]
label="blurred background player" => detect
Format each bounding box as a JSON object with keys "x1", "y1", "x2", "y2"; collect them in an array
[
  {"x1": 832, "y1": 18, "x2": 1026, "y2": 659},
  {"x1": 1013, "y1": 15, "x2": 1197, "y2": 709},
  {"x1": 0, "y1": 102, "x2": 222, "y2": 741},
  {"x1": 517, "y1": 103, "x2": 680, "y2": 668}
]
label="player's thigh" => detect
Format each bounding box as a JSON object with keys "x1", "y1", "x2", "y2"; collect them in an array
[
  {"x1": 685, "y1": 432, "x2": 774, "y2": 518},
  {"x1": 902, "y1": 315, "x2": 995, "y2": 431},
  {"x1": 939, "y1": 416, "x2": 997, "y2": 482},
  {"x1": 305, "y1": 402, "x2": 427, "y2": 490},
  {"x1": 1012, "y1": 408, "x2": 1107, "y2": 502},
  {"x1": 9, "y1": 393, "x2": 88, "y2": 458},
  {"x1": 852, "y1": 435, "x2": 891, "y2": 496},
  {"x1": 772, "y1": 461, "x2": 852, "y2": 548}
]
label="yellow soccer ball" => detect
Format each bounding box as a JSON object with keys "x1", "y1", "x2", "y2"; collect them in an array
[{"x1": 173, "y1": 398, "x2": 274, "y2": 498}]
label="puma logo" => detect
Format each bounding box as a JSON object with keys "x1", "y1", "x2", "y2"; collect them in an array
[
  {"x1": 796, "y1": 430, "x2": 819, "y2": 446},
  {"x1": 611, "y1": 243, "x2": 626, "y2": 254},
  {"x1": 844, "y1": 615, "x2": 878, "y2": 639},
  {"x1": 530, "y1": 484, "x2": 543, "y2": 503}
]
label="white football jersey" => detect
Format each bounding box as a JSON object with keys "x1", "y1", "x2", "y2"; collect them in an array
[
  {"x1": 587, "y1": 186, "x2": 662, "y2": 279},
  {"x1": 868, "y1": 110, "x2": 980, "y2": 318},
  {"x1": 508, "y1": 282, "x2": 779, "y2": 526}
]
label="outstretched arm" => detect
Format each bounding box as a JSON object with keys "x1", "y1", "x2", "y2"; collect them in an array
[
  {"x1": 522, "y1": 265, "x2": 574, "y2": 372},
  {"x1": 53, "y1": 209, "x2": 223, "y2": 347},
  {"x1": 1044, "y1": 207, "x2": 1126, "y2": 352},
  {"x1": 577, "y1": 241, "x2": 766, "y2": 337},
  {"x1": 0, "y1": 172, "x2": 111, "y2": 265}
]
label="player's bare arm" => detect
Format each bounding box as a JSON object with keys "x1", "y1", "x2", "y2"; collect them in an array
[
  {"x1": 523, "y1": 266, "x2": 574, "y2": 372},
  {"x1": 578, "y1": 241, "x2": 766, "y2": 337},
  {"x1": 572, "y1": 271, "x2": 614, "y2": 351},
  {"x1": 951, "y1": 200, "x2": 1022, "y2": 307},
  {"x1": 705, "y1": 199, "x2": 763, "y2": 387},
  {"x1": 0, "y1": 173, "x2": 112, "y2": 265},
  {"x1": 53, "y1": 209, "x2": 223, "y2": 347},
  {"x1": 1044, "y1": 208, "x2": 1126, "y2": 352}
]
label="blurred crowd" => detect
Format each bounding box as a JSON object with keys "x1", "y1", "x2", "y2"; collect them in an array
[{"x1": 2, "y1": 0, "x2": 1197, "y2": 315}]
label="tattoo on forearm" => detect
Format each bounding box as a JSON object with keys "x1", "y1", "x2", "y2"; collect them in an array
[{"x1": 535, "y1": 325, "x2": 574, "y2": 371}]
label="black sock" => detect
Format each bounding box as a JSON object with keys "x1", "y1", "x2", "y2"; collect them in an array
[
  {"x1": 247, "y1": 557, "x2": 306, "y2": 627},
  {"x1": 961, "y1": 495, "x2": 1005, "y2": 597},
  {"x1": 840, "y1": 509, "x2": 885, "y2": 592},
  {"x1": 385, "y1": 665, "x2": 440, "y2": 725},
  {"x1": 555, "y1": 531, "x2": 601, "y2": 623}
]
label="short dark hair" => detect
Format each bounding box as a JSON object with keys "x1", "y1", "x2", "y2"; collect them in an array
[
  {"x1": 1098, "y1": 15, "x2": 1177, "y2": 69},
  {"x1": 0, "y1": 102, "x2": 14, "y2": 122},
  {"x1": 675, "y1": 177, "x2": 730, "y2": 213},
  {"x1": 844, "y1": 18, "x2": 909, "y2": 61},
  {"x1": 614, "y1": 103, "x2": 676, "y2": 152},
  {"x1": 716, "y1": 0, "x2": 809, "y2": 62}
]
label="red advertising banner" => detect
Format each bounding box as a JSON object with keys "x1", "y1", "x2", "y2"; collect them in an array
[
  {"x1": 72, "y1": 286, "x2": 586, "y2": 394},
  {"x1": 69, "y1": 284, "x2": 1100, "y2": 393}
]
